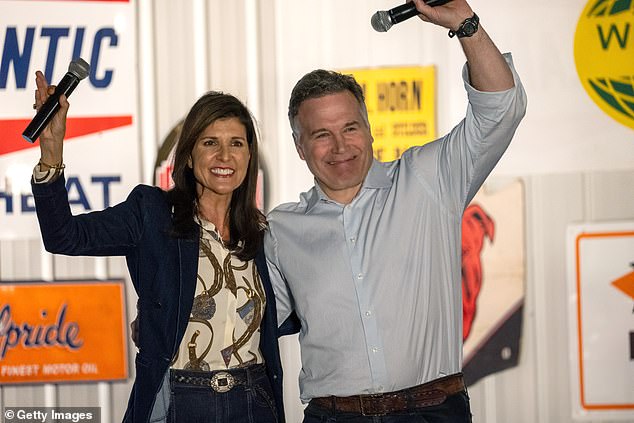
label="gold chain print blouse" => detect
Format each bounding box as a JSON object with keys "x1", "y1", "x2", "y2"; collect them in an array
[{"x1": 171, "y1": 218, "x2": 265, "y2": 371}]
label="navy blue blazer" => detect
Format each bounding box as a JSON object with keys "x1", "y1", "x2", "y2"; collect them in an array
[{"x1": 32, "y1": 175, "x2": 296, "y2": 423}]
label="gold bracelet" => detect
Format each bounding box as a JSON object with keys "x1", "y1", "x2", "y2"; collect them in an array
[{"x1": 38, "y1": 159, "x2": 65, "y2": 171}]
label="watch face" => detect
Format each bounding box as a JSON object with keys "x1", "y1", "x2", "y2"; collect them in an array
[
  {"x1": 463, "y1": 21, "x2": 477, "y2": 36},
  {"x1": 452, "y1": 14, "x2": 479, "y2": 38}
]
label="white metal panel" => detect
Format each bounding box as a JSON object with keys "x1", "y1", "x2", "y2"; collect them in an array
[
  {"x1": 138, "y1": 0, "x2": 159, "y2": 185},
  {"x1": 153, "y1": 0, "x2": 202, "y2": 143},
  {"x1": 525, "y1": 173, "x2": 586, "y2": 422},
  {"x1": 585, "y1": 172, "x2": 634, "y2": 222}
]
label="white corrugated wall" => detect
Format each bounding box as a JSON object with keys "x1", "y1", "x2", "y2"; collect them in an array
[{"x1": 1, "y1": 1, "x2": 633, "y2": 422}]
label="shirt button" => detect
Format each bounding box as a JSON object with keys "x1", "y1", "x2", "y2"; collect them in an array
[
  {"x1": 357, "y1": 273, "x2": 363, "y2": 279},
  {"x1": 371, "y1": 347, "x2": 379, "y2": 353},
  {"x1": 365, "y1": 311, "x2": 372, "y2": 317},
  {"x1": 350, "y1": 237, "x2": 356, "y2": 243}
]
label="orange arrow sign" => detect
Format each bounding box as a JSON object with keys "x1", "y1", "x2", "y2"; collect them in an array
[{"x1": 612, "y1": 270, "x2": 634, "y2": 301}]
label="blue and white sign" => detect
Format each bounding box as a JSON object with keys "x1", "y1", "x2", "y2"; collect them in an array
[{"x1": 0, "y1": 0, "x2": 139, "y2": 239}]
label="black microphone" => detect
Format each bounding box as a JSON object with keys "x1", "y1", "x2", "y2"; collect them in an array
[
  {"x1": 23, "y1": 58, "x2": 90, "y2": 143},
  {"x1": 371, "y1": 0, "x2": 453, "y2": 32}
]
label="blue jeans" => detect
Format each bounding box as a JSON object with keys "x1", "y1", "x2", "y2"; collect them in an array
[
  {"x1": 168, "y1": 364, "x2": 279, "y2": 423},
  {"x1": 303, "y1": 391, "x2": 472, "y2": 423}
]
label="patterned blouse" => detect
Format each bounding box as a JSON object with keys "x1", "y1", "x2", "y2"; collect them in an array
[{"x1": 171, "y1": 217, "x2": 265, "y2": 371}]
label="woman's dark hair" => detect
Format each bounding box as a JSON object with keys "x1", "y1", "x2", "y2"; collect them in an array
[{"x1": 167, "y1": 91, "x2": 265, "y2": 261}]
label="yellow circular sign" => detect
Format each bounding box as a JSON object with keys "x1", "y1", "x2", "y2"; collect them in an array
[{"x1": 574, "y1": 0, "x2": 634, "y2": 130}]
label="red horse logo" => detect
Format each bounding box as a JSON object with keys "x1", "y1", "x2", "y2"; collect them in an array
[{"x1": 462, "y1": 204, "x2": 494, "y2": 341}]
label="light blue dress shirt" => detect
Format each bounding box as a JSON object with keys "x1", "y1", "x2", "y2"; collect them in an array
[{"x1": 266, "y1": 54, "x2": 527, "y2": 402}]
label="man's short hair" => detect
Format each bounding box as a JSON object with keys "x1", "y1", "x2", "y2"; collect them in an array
[{"x1": 288, "y1": 69, "x2": 369, "y2": 140}]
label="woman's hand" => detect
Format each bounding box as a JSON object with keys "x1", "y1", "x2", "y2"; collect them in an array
[{"x1": 34, "y1": 70, "x2": 68, "y2": 166}]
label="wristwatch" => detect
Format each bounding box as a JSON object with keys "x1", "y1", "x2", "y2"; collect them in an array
[{"x1": 448, "y1": 13, "x2": 479, "y2": 38}]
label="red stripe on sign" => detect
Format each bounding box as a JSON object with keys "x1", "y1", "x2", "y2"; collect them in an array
[
  {"x1": 31, "y1": 1, "x2": 131, "y2": 2},
  {"x1": 0, "y1": 116, "x2": 133, "y2": 156}
]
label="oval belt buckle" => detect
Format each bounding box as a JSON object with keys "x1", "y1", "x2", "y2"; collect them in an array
[{"x1": 210, "y1": 372, "x2": 235, "y2": 393}]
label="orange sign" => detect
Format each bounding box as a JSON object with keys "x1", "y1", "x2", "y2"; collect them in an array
[
  {"x1": 612, "y1": 270, "x2": 634, "y2": 301},
  {"x1": 0, "y1": 281, "x2": 128, "y2": 384}
]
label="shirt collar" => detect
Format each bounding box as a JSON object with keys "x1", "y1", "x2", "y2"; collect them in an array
[
  {"x1": 196, "y1": 215, "x2": 217, "y2": 232},
  {"x1": 305, "y1": 160, "x2": 392, "y2": 212},
  {"x1": 363, "y1": 159, "x2": 392, "y2": 189},
  {"x1": 195, "y1": 215, "x2": 223, "y2": 244}
]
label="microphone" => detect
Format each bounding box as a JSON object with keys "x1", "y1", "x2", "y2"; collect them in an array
[
  {"x1": 371, "y1": 0, "x2": 453, "y2": 32},
  {"x1": 23, "y1": 57, "x2": 90, "y2": 143}
]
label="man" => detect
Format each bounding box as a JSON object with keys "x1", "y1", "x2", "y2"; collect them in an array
[{"x1": 265, "y1": 0, "x2": 527, "y2": 421}]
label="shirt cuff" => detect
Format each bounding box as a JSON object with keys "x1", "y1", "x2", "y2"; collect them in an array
[{"x1": 32, "y1": 163, "x2": 63, "y2": 184}]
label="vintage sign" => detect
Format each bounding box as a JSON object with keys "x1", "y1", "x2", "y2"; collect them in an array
[
  {"x1": 461, "y1": 180, "x2": 525, "y2": 385},
  {"x1": 338, "y1": 65, "x2": 436, "y2": 162},
  {"x1": 0, "y1": 0, "x2": 138, "y2": 238},
  {"x1": 567, "y1": 222, "x2": 634, "y2": 420},
  {"x1": 0, "y1": 280, "x2": 128, "y2": 384},
  {"x1": 574, "y1": 0, "x2": 634, "y2": 130}
]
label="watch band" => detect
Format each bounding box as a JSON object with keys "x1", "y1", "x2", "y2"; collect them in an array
[{"x1": 448, "y1": 13, "x2": 479, "y2": 38}]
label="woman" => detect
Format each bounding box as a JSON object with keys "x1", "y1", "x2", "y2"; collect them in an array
[{"x1": 31, "y1": 71, "x2": 295, "y2": 423}]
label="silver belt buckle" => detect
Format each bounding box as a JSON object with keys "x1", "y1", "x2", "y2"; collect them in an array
[{"x1": 210, "y1": 372, "x2": 235, "y2": 393}]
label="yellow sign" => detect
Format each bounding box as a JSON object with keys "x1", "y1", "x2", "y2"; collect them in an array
[
  {"x1": 0, "y1": 281, "x2": 128, "y2": 384},
  {"x1": 339, "y1": 66, "x2": 436, "y2": 161},
  {"x1": 574, "y1": 0, "x2": 634, "y2": 130}
]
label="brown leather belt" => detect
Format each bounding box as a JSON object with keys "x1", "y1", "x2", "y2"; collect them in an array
[{"x1": 310, "y1": 373, "x2": 466, "y2": 416}]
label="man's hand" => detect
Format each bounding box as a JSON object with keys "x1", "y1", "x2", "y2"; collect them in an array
[
  {"x1": 410, "y1": 0, "x2": 474, "y2": 32},
  {"x1": 411, "y1": 0, "x2": 514, "y2": 92}
]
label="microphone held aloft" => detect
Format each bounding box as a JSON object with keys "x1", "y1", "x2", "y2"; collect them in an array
[
  {"x1": 371, "y1": 0, "x2": 453, "y2": 32},
  {"x1": 23, "y1": 58, "x2": 90, "y2": 144}
]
